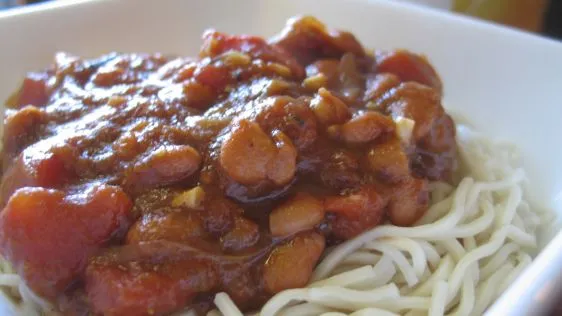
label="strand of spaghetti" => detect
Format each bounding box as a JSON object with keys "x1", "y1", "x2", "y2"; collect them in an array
[
  {"x1": 369, "y1": 296, "x2": 431, "y2": 312},
  {"x1": 441, "y1": 201, "x2": 494, "y2": 239},
  {"x1": 416, "y1": 195, "x2": 454, "y2": 225},
  {"x1": 399, "y1": 269, "x2": 432, "y2": 296},
  {"x1": 308, "y1": 266, "x2": 376, "y2": 289},
  {"x1": 429, "y1": 182, "x2": 454, "y2": 204},
  {"x1": 511, "y1": 213, "x2": 525, "y2": 231},
  {"x1": 464, "y1": 184, "x2": 483, "y2": 219},
  {"x1": 175, "y1": 309, "x2": 198, "y2": 316},
  {"x1": 463, "y1": 237, "x2": 477, "y2": 251},
  {"x1": 500, "y1": 186, "x2": 523, "y2": 226},
  {"x1": 206, "y1": 310, "x2": 221, "y2": 316},
  {"x1": 371, "y1": 238, "x2": 427, "y2": 278},
  {"x1": 428, "y1": 281, "x2": 448, "y2": 316},
  {"x1": 214, "y1": 292, "x2": 243, "y2": 316},
  {"x1": 479, "y1": 243, "x2": 520, "y2": 280},
  {"x1": 498, "y1": 252, "x2": 532, "y2": 294},
  {"x1": 312, "y1": 178, "x2": 474, "y2": 281},
  {"x1": 260, "y1": 284, "x2": 400, "y2": 316},
  {"x1": 462, "y1": 237, "x2": 480, "y2": 283},
  {"x1": 472, "y1": 263, "x2": 514, "y2": 316},
  {"x1": 307, "y1": 285, "x2": 402, "y2": 310},
  {"x1": 506, "y1": 225, "x2": 536, "y2": 247},
  {"x1": 349, "y1": 307, "x2": 400, "y2": 316},
  {"x1": 411, "y1": 255, "x2": 454, "y2": 297},
  {"x1": 445, "y1": 227, "x2": 510, "y2": 304},
  {"x1": 370, "y1": 256, "x2": 397, "y2": 288},
  {"x1": 477, "y1": 169, "x2": 525, "y2": 191},
  {"x1": 319, "y1": 307, "x2": 400, "y2": 316},
  {"x1": 434, "y1": 239, "x2": 465, "y2": 263},
  {"x1": 416, "y1": 240, "x2": 441, "y2": 268},
  {"x1": 277, "y1": 303, "x2": 333, "y2": 316},
  {"x1": 448, "y1": 275, "x2": 475, "y2": 316},
  {"x1": 0, "y1": 274, "x2": 20, "y2": 287},
  {"x1": 363, "y1": 242, "x2": 419, "y2": 286},
  {"x1": 341, "y1": 252, "x2": 381, "y2": 267},
  {"x1": 517, "y1": 202, "x2": 541, "y2": 229}
]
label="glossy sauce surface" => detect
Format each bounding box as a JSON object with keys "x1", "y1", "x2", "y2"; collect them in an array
[{"x1": 0, "y1": 17, "x2": 457, "y2": 315}]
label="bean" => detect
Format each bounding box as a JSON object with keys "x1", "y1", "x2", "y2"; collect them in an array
[
  {"x1": 123, "y1": 144, "x2": 201, "y2": 192},
  {"x1": 256, "y1": 96, "x2": 317, "y2": 150},
  {"x1": 263, "y1": 231, "x2": 325, "y2": 294},
  {"x1": 367, "y1": 137, "x2": 410, "y2": 183},
  {"x1": 272, "y1": 16, "x2": 365, "y2": 66},
  {"x1": 220, "y1": 120, "x2": 298, "y2": 186},
  {"x1": 325, "y1": 186, "x2": 385, "y2": 220},
  {"x1": 329, "y1": 111, "x2": 394, "y2": 144},
  {"x1": 364, "y1": 73, "x2": 400, "y2": 103},
  {"x1": 266, "y1": 131, "x2": 297, "y2": 186},
  {"x1": 221, "y1": 216, "x2": 260, "y2": 252},
  {"x1": 3, "y1": 105, "x2": 47, "y2": 158},
  {"x1": 383, "y1": 82, "x2": 444, "y2": 142},
  {"x1": 325, "y1": 186, "x2": 386, "y2": 239},
  {"x1": 219, "y1": 120, "x2": 277, "y2": 185},
  {"x1": 126, "y1": 212, "x2": 205, "y2": 244},
  {"x1": 269, "y1": 193, "x2": 325, "y2": 237},
  {"x1": 310, "y1": 88, "x2": 351, "y2": 126},
  {"x1": 387, "y1": 177, "x2": 429, "y2": 226}
]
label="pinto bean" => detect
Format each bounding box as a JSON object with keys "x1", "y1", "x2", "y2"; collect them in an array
[
  {"x1": 271, "y1": 16, "x2": 365, "y2": 66},
  {"x1": 3, "y1": 106, "x2": 47, "y2": 158},
  {"x1": 387, "y1": 177, "x2": 430, "y2": 226},
  {"x1": 329, "y1": 111, "x2": 394, "y2": 144},
  {"x1": 263, "y1": 231, "x2": 325, "y2": 294},
  {"x1": 367, "y1": 137, "x2": 410, "y2": 183},
  {"x1": 255, "y1": 96, "x2": 318, "y2": 150},
  {"x1": 383, "y1": 82, "x2": 444, "y2": 142},
  {"x1": 412, "y1": 114, "x2": 457, "y2": 181},
  {"x1": 220, "y1": 121, "x2": 297, "y2": 186},
  {"x1": 221, "y1": 216, "x2": 260, "y2": 252},
  {"x1": 310, "y1": 88, "x2": 351, "y2": 126},
  {"x1": 269, "y1": 193, "x2": 325, "y2": 237},
  {"x1": 266, "y1": 131, "x2": 298, "y2": 186},
  {"x1": 325, "y1": 186, "x2": 387, "y2": 240},
  {"x1": 123, "y1": 145, "x2": 201, "y2": 192},
  {"x1": 126, "y1": 212, "x2": 206, "y2": 244},
  {"x1": 364, "y1": 73, "x2": 401, "y2": 103},
  {"x1": 219, "y1": 120, "x2": 276, "y2": 185}
]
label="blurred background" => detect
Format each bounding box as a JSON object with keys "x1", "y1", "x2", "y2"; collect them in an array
[{"x1": 2, "y1": 0, "x2": 561, "y2": 40}]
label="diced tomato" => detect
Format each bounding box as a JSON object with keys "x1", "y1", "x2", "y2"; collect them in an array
[
  {"x1": 86, "y1": 247, "x2": 218, "y2": 316},
  {"x1": 270, "y1": 16, "x2": 365, "y2": 67},
  {"x1": 0, "y1": 144, "x2": 74, "y2": 206},
  {"x1": 376, "y1": 50, "x2": 443, "y2": 94},
  {"x1": 2, "y1": 106, "x2": 47, "y2": 159},
  {"x1": 16, "y1": 73, "x2": 50, "y2": 107},
  {"x1": 0, "y1": 185, "x2": 132, "y2": 299},
  {"x1": 193, "y1": 64, "x2": 231, "y2": 91},
  {"x1": 200, "y1": 31, "x2": 305, "y2": 78},
  {"x1": 325, "y1": 186, "x2": 387, "y2": 239}
]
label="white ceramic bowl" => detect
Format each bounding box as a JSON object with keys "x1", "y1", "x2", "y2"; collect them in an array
[{"x1": 1, "y1": 0, "x2": 561, "y2": 315}]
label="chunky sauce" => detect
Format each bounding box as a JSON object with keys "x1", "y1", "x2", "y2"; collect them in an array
[{"x1": 0, "y1": 17, "x2": 457, "y2": 316}]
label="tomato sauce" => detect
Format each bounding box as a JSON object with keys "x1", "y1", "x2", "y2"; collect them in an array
[{"x1": 0, "y1": 16, "x2": 457, "y2": 315}]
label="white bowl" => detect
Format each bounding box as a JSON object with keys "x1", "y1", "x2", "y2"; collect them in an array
[{"x1": 1, "y1": 0, "x2": 561, "y2": 315}]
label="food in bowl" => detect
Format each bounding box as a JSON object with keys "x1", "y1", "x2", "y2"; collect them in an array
[{"x1": 0, "y1": 16, "x2": 548, "y2": 316}]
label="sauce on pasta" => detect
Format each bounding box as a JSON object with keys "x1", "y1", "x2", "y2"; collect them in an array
[{"x1": 0, "y1": 16, "x2": 457, "y2": 315}]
